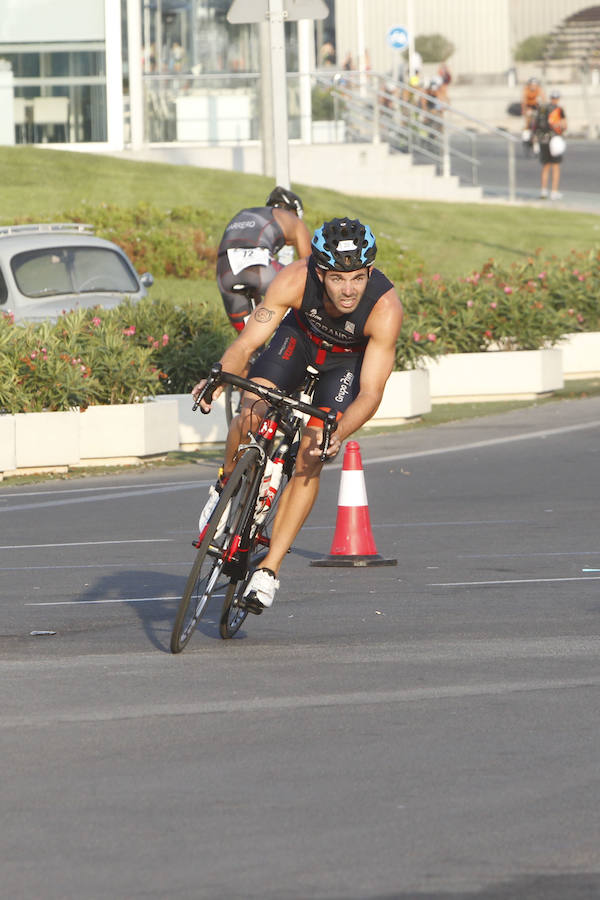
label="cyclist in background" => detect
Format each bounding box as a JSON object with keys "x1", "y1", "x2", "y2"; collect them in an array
[
  {"x1": 521, "y1": 77, "x2": 545, "y2": 133},
  {"x1": 193, "y1": 218, "x2": 403, "y2": 614},
  {"x1": 216, "y1": 186, "x2": 312, "y2": 333}
]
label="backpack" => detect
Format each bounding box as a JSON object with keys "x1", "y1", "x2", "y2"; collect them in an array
[
  {"x1": 548, "y1": 106, "x2": 563, "y2": 134},
  {"x1": 534, "y1": 103, "x2": 551, "y2": 134}
]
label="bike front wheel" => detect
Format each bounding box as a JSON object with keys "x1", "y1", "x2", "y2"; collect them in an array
[{"x1": 170, "y1": 448, "x2": 262, "y2": 653}]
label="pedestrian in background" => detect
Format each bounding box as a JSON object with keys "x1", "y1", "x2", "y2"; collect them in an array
[{"x1": 534, "y1": 89, "x2": 567, "y2": 199}]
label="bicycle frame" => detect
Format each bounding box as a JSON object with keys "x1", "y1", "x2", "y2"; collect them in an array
[{"x1": 198, "y1": 363, "x2": 337, "y2": 584}]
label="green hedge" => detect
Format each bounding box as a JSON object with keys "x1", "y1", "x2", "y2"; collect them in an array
[
  {"x1": 0, "y1": 297, "x2": 231, "y2": 414},
  {"x1": 2, "y1": 245, "x2": 599, "y2": 413},
  {"x1": 398, "y1": 249, "x2": 600, "y2": 366}
]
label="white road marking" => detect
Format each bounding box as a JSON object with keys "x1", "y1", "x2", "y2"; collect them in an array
[
  {"x1": 26, "y1": 592, "x2": 227, "y2": 606},
  {"x1": 0, "y1": 562, "x2": 185, "y2": 571},
  {"x1": 0, "y1": 539, "x2": 174, "y2": 550},
  {"x1": 304, "y1": 518, "x2": 530, "y2": 531},
  {"x1": 340, "y1": 419, "x2": 600, "y2": 468},
  {"x1": 26, "y1": 595, "x2": 180, "y2": 606},
  {"x1": 429, "y1": 575, "x2": 600, "y2": 587},
  {"x1": 0, "y1": 479, "x2": 202, "y2": 498},
  {"x1": 461, "y1": 550, "x2": 600, "y2": 559},
  {"x1": 0, "y1": 481, "x2": 210, "y2": 513}
]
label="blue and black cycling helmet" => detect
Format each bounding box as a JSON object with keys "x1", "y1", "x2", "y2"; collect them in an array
[
  {"x1": 266, "y1": 186, "x2": 304, "y2": 218},
  {"x1": 311, "y1": 217, "x2": 377, "y2": 271}
]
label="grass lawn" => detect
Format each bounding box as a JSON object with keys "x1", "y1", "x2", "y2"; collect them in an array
[{"x1": 1, "y1": 147, "x2": 598, "y2": 281}]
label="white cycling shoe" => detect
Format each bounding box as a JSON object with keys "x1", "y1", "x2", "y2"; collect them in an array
[{"x1": 242, "y1": 567, "x2": 280, "y2": 615}]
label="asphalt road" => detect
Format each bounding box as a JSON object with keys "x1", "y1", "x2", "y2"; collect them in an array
[
  {"x1": 2, "y1": 397, "x2": 600, "y2": 899},
  {"x1": 450, "y1": 135, "x2": 600, "y2": 212}
]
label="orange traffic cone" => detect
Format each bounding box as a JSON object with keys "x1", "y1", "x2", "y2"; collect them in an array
[{"x1": 311, "y1": 441, "x2": 397, "y2": 567}]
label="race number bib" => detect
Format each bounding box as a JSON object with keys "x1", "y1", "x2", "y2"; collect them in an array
[{"x1": 227, "y1": 247, "x2": 271, "y2": 276}]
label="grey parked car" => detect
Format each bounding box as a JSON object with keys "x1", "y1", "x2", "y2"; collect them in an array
[{"x1": 0, "y1": 223, "x2": 154, "y2": 323}]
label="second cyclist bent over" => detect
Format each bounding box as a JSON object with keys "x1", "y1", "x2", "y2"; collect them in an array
[{"x1": 217, "y1": 186, "x2": 312, "y2": 333}]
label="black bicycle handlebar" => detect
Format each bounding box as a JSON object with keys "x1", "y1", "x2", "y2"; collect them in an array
[{"x1": 193, "y1": 363, "x2": 338, "y2": 460}]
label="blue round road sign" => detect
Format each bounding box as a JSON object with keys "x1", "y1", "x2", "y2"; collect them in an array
[{"x1": 387, "y1": 26, "x2": 409, "y2": 50}]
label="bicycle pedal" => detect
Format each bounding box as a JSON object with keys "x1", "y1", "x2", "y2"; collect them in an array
[{"x1": 239, "y1": 592, "x2": 264, "y2": 616}]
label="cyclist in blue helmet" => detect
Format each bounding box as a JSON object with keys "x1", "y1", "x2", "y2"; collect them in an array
[{"x1": 193, "y1": 217, "x2": 403, "y2": 612}]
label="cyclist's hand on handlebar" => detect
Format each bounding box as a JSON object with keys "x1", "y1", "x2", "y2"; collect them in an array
[
  {"x1": 309, "y1": 429, "x2": 342, "y2": 459},
  {"x1": 191, "y1": 378, "x2": 222, "y2": 413}
]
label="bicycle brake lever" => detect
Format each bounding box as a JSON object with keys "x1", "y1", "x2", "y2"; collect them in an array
[
  {"x1": 192, "y1": 362, "x2": 222, "y2": 413},
  {"x1": 319, "y1": 412, "x2": 338, "y2": 461}
]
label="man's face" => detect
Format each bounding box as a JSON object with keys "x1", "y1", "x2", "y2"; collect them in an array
[{"x1": 319, "y1": 268, "x2": 370, "y2": 315}]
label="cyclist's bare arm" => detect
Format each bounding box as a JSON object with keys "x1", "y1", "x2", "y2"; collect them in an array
[
  {"x1": 272, "y1": 208, "x2": 312, "y2": 257},
  {"x1": 309, "y1": 288, "x2": 404, "y2": 457},
  {"x1": 192, "y1": 259, "x2": 309, "y2": 409}
]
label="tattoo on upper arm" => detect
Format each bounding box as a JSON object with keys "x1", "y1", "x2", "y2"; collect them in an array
[{"x1": 254, "y1": 307, "x2": 275, "y2": 323}]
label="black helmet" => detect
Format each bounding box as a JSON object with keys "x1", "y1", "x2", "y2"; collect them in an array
[
  {"x1": 311, "y1": 218, "x2": 377, "y2": 271},
  {"x1": 266, "y1": 186, "x2": 304, "y2": 218}
]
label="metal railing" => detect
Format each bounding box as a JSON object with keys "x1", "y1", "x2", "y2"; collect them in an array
[
  {"x1": 316, "y1": 71, "x2": 520, "y2": 201},
  {"x1": 141, "y1": 69, "x2": 520, "y2": 201}
]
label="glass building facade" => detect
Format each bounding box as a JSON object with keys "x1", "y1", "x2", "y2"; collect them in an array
[{"x1": 0, "y1": 0, "x2": 336, "y2": 147}]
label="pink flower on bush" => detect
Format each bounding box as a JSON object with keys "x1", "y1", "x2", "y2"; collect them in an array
[
  {"x1": 122, "y1": 325, "x2": 136, "y2": 336},
  {"x1": 431, "y1": 273, "x2": 441, "y2": 281},
  {"x1": 484, "y1": 330, "x2": 493, "y2": 339},
  {"x1": 427, "y1": 333, "x2": 437, "y2": 342},
  {"x1": 162, "y1": 333, "x2": 169, "y2": 346},
  {"x1": 504, "y1": 286, "x2": 513, "y2": 295},
  {"x1": 92, "y1": 317, "x2": 101, "y2": 327},
  {"x1": 538, "y1": 272, "x2": 546, "y2": 280},
  {"x1": 573, "y1": 269, "x2": 579, "y2": 275},
  {"x1": 412, "y1": 330, "x2": 422, "y2": 342},
  {"x1": 577, "y1": 314, "x2": 584, "y2": 323},
  {"x1": 489, "y1": 301, "x2": 497, "y2": 309},
  {"x1": 578, "y1": 275, "x2": 585, "y2": 282},
  {"x1": 466, "y1": 299, "x2": 474, "y2": 308},
  {"x1": 486, "y1": 273, "x2": 494, "y2": 279},
  {"x1": 31, "y1": 352, "x2": 37, "y2": 359},
  {"x1": 416, "y1": 276, "x2": 423, "y2": 285}
]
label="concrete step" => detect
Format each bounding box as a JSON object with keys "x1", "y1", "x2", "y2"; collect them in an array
[{"x1": 111, "y1": 140, "x2": 483, "y2": 203}]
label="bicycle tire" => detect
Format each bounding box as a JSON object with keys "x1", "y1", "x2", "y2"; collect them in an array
[
  {"x1": 170, "y1": 448, "x2": 262, "y2": 653},
  {"x1": 219, "y1": 440, "x2": 297, "y2": 639}
]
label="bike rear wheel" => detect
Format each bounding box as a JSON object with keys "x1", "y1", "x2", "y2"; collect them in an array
[{"x1": 170, "y1": 448, "x2": 262, "y2": 653}]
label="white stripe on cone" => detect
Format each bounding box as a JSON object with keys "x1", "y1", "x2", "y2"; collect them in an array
[{"x1": 337, "y1": 469, "x2": 369, "y2": 507}]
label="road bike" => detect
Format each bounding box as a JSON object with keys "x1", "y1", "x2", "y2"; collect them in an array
[{"x1": 170, "y1": 363, "x2": 337, "y2": 653}]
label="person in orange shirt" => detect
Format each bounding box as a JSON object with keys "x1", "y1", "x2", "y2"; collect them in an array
[{"x1": 521, "y1": 77, "x2": 545, "y2": 131}]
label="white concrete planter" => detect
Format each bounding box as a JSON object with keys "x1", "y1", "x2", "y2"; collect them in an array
[
  {"x1": 558, "y1": 332, "x2": 600, "y2": 380},
  {"x1": 367, "y1": 369, "x2": 431, "y2": 425},
  {"x1": 155, "y1": 393, "x2": 228, "y2": 448},
  {"x1": 423, "y1": 349, "x2": 564, "y2": 403},
  {"x1": 0, "y1": 415, "x2": 17, "y2": 472},
  {"x1": 15, "y1": 410, "x2": 80, "y2": 468},
  {"x1": 79, "y1": 399, "x2": 179, "y2": 461}
]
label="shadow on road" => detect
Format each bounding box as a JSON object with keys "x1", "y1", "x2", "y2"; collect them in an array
[{"x1": 72, "y1": 569, "x2": 234, "y2": 652}]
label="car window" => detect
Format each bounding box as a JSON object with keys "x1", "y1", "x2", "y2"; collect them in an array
[
  {"x1": 0, "y1": 267, "x2": 7, "y2": 305},
  {"x1": 11, "y1": 246, "x2": 139, "y2": 298}
]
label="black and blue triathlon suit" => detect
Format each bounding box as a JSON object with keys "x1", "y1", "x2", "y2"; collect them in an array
[
  {"x1": 249, "y1": 256, "x2": 394, "y2": 417},
  {"x1": 217, "y1": 207, "x2": 286, "y2": 331}
]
